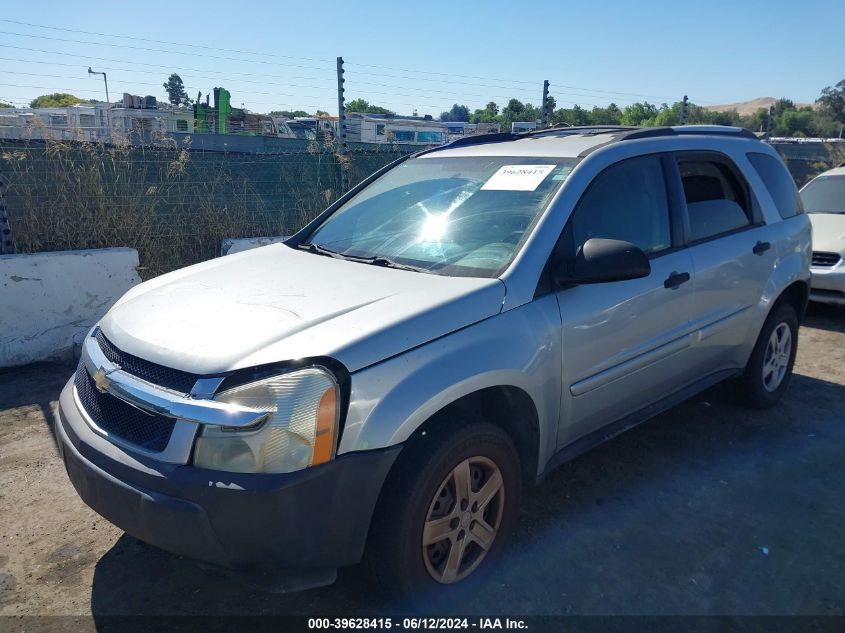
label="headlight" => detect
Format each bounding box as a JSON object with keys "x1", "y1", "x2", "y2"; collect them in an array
[{"x1": 193, "y1": 367, "x2": 339, "y2": 474}]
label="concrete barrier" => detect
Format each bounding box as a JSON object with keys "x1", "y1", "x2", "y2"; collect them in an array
[
  {"x1": 0, "y1": 248, "x2": 141, "y2": 368},
  {"x1": 221, "y1": 236, "x2": 288, "y2": 256}
]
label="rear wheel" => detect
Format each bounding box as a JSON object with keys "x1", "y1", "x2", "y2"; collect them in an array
[
  {"x1": 366, "y1": 419, "x2": 521, "y2": 599},
  {"x1": 729, "y1": 302, "x2": 799, "y2": 408}
]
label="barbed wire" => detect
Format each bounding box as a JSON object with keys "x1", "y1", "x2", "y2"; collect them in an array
[{"x1": 0, "y1": 19, "x2": 687, "y2": 113}]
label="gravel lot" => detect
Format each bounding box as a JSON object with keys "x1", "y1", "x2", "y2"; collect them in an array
[{"x1": 1, "y1": 304, "x2": 843, "y2": 618}]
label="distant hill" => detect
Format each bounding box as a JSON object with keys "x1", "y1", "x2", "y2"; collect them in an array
[{"x1": 704, "y1": 97, "x2": 814, "y2": 116}]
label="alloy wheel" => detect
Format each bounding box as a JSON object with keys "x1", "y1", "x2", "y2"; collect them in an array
[
  {"x1": 762, "y1": 322, "x2": 792, "y2": 392},
  {"x1": 421, "y1": 456, "x2": 505, "y2": 584}
]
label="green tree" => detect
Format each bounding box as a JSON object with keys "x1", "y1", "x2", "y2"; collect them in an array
[
  {"x1": 817, "y1": 80, "x2": 845, "y2": 128},
  {"x1": 345, "y1": 98, "x2": 393, "y2": 115},
  {"x1": 470, "y1": 102, "x2": 499, "y2": 123},
  {"x1": 29, "y1": 93, "x2": 93, "y2": 108},
  {"x1": 620, "y1": 102, "x2": 659, "y2": 126},
  {"x1": 270, "y1": 110, "x2": 310, "y2": 118},
  {"x1": 0, "y1": 101, "x2": 13, "y2": 108},
  {"x1": 772, "y1": 98, "x2": 795, "y2": 118},
  {"x1": 551, "y1": 104, "x2": 591, "y2": 126},
  {"x1": 163, "y1": 73, "x2": 191, "y2": 107},
  {"x1": 589, "y1": 103, "x2": 623, "y2": 125},
  {"x1": 439, "y1": 104, "x2": 470, "y2": 122}
]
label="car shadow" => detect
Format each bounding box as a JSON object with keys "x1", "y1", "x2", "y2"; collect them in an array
[
  {"x1": 0, "y1": 361, "x2": 74, "y2": 449},
  {"x1": 803, "y1": 302, "x2": 845, "y2": 334},
  {"x1": 89, "y1": 371, "x2": 845, "y2": 619}
]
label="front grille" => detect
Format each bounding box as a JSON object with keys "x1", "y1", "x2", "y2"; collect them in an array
[
  {"x1": 95, "y1": 330, "x2": 199, "y2": 393},
  {"x1": 74, "y1": 364, "x2": 177, "y2": 452},
  {"x1": 812, "y1": 251, "x2": 841, "y2": 267}
]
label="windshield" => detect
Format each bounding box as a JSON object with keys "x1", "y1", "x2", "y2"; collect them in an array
[
  {"x1": 801, "y1": 175, "x2": 845, "y2": 214},
  {"x1": 304, "y1": 156, "x2": 577, "y2": 277}
]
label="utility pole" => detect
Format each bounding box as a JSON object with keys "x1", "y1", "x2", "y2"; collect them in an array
[
  {"x1": 0, "y1": 179, "x2": 13, "y2": 255},
  {"x1": 540, "y1": 80, "x2": 550, "y2": 129},
  {"x1": 679, "y1": 95, "x2": 689, "y2": 126},
  {"x1": 336, "y1": 56, "x2": 349, "y2": 195},
  {"x1": 764, "y1": 105, "x2": 774, "y2": 140}
]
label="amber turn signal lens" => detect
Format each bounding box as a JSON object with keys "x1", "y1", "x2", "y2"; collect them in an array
[{"x1": 312, "y1": 386, "x2": 338, "y2": 466}]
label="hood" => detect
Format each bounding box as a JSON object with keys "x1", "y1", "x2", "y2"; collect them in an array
[
  {"x1": 100, "y1": 244, "x2": 505, "y2": 374},
  {"x1": 809, "y1": 213, "x2": 845, "y2": 255}
]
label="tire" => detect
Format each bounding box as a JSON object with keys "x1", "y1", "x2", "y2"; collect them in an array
[
  {"x1": 365, "y1": 417, "x2": 521, "y2": 601},
  {"x1": 728, "y1": 302, "x2": 799, "y2": 409}
]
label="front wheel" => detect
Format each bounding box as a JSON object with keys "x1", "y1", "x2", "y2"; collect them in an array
[
  {"x1": 365, "y1": 420, "x2": 521, "y2": 599},
  {"x1": 729, "y1": 302, "x2": 799, "y2": 408}
]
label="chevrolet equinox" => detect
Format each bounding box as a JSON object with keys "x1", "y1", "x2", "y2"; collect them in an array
[{"x1": 55, "y1": 125, "x2": 811, "y2": 597}]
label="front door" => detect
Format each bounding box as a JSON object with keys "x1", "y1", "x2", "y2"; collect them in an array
[{"x1": 555, "y1": 154, "x2": 697, "y2": 447}]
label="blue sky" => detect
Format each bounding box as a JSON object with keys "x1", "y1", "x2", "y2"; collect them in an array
[{"x1": 0, "y1": 0, "x2": 842, "y2": 115}]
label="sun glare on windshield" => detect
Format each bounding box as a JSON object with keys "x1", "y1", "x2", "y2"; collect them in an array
[
  {"x1": 305, "y1": 156, "x2": 578, "y2": 277},
  {"x1": 420, "y1": 212, "x2": 450, "y2": 241}
]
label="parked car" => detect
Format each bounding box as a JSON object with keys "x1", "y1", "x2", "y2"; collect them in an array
[
  {"x1": 55, "y1": 125, "x2": 810, "y2": 598},
  {"x1": 800, "y1": 165, "x2": 845, "y2": 306}
]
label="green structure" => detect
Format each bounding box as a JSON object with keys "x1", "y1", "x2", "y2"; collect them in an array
[
  {"x1": 194, "y1": 101, "x2": 209, "y2": 133},
  {"x1": 214, "y1": 87, "x2": 231, "y2": 135},
  {"x1": 192, "y1": 88, "x2": 232, "y2": 135},
  {"x1": 190, "y1": 86, "x2": 276, "y2": 137}
]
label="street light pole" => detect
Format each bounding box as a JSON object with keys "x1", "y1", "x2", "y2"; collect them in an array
[
  {"x1": 87, "y1": 67, "x2": 110, "y2": 106},
  {"x1": 88, "y1": 67, "x2": 111, "y2": 141}
]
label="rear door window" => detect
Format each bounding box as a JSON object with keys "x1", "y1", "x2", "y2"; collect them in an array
[
  {"x1": 746, "y1": 152, "x2": 803, "y2": 219},
  {"x1": 676, "y1": 154, "x2": 752, "y2": 242}
]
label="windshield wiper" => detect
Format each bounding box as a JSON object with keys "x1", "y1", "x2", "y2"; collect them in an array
[
  {"x1": 363, "y1": 256, "x2": 430, "y2": 273},
  {"x1": 298, "y1": 242, "x2": 428, "y2": 272},
  {"x1": 297, "y1": 242, "x2": 345, "y2": 258}
]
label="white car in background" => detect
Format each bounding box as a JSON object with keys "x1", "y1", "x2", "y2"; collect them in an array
[{"x1": 801, "y1": 165, "x2": 845, "y2": 306}]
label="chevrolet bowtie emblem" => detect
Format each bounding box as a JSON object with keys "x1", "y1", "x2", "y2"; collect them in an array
[{"x1": 92, "y1": 367, "x2": 112, "y2": 394}]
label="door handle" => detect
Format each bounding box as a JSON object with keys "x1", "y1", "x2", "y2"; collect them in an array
[
  {"x1": 753, "y1": 241, "x2": 771, "y2": 255},
  {"x1": 664, "y1": 271, "x2": 690, "y2": 289}
]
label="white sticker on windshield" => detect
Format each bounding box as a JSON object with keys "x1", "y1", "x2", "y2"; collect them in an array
[{"x1": 481, "y1": 164, "x2": 557, "y2": 191}]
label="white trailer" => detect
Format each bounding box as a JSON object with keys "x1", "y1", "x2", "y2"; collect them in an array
[{"x1": 345, "y1": 113, "x2": 447, "y2": 145}]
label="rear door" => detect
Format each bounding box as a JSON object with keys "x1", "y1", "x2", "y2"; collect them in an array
[
  {"x1": 555, "y1": 154, "x2": 698, "y2": 446},
  {"x1": 670, "y1": 151, "x2": 777, "y2": 372}
]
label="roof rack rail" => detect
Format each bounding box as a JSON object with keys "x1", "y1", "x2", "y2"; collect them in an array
[
  {"x1": 444, "y1": 131, "x2": 519, "y2": 147},
  {"x1": 416, "y1": 124, "x2": 759, "y2": 159},
  {"x1": 413, "y1": 131, "x2": 519, "y2": 157},
  {"x1": 525, "y1": 125, "x2": 636, "y2": 137},
  {"x1": 616, "y1": 125, "x2": 758, "y2": 141}
]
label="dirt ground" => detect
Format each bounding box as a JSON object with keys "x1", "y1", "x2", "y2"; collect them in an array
[{"x1": 1, "y1": 304, "x2": 843, "y2": 619}]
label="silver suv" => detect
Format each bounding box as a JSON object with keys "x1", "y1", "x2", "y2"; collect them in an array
[{"x1": 55, "y1": 125, "x2": 810, "y2": 597}]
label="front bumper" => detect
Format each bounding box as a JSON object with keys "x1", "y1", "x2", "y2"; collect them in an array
[
  {"x1": 810, "y1": 263, "x2": 845, "y2": 306},
  {"x1": 55, "y1": 379, "x2": 401, "y2": 590}
]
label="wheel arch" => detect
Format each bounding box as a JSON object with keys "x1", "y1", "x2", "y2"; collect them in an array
[
  {"x1": 772, "y1": 279, "x2": 809, "y2": 323},
  {"x1": 400, "y1": 385, "x2": 541, "y2": 488}
]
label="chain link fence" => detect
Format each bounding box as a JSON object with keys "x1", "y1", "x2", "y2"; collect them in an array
[
  {"x1": 0, "y1": 137, "x2": 417, "y2": 278},
  {"x1": 3, "y1": 137, "x2": 843, "y2": 279},
  {"x1": 769, "y1": 141, "x2": 845, "y2": 188}
]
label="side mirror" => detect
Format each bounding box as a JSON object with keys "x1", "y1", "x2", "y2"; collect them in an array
[{"x1": 555, "y1": 238, "x2": 651, "y2": 286}]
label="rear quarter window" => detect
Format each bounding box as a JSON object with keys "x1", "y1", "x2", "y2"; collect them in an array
[{"x1": 747, "y1": 152, "x2": 804, "y2": 219}]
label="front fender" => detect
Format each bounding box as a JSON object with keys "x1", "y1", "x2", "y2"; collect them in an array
[{"x1": 338, "y1": 295, "x2": 562, "y2": 478}]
